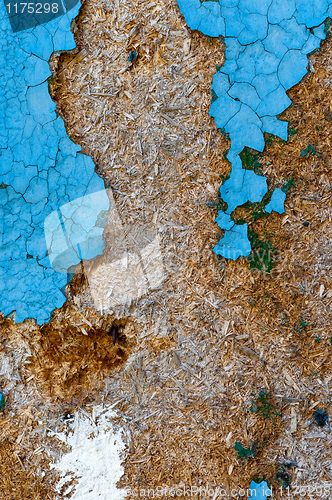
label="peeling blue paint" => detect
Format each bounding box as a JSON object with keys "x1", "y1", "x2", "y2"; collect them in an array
[
  {"x1": 219, "y1": 169, "x2": 268, "y2": 215},
  {"x1": 214, "y1": 211, "x2": 234, "y2": 231},
  {"x1": 177, "y1": 0, "x2": 332, "y2": 260},
  {"x1": 214, "y1": 222, "x2": 251, "y2": 260},
  {"x1": 265, "y1": 188, "x2": 286, "y2": 214},
  {"x1": 0, "y1": 2, "x2": 109, "y2": 324}
]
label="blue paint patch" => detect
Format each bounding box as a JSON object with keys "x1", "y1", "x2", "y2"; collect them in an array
[
  {"x1": 0, "y1": 2, "x2": 109, "y2": 324},
  {"x1": 261, "y1": 117, "x2": 288, "y2": 141},
  {"x1": 248, "y1": 480, "x2": 272, "y2": 500},
  {"x1": 265, "y1": 188, "x2": 286, "y2": 214},
  {"x1": 214, "y1": 223, "x2": 251, "y2": 260},
  {"x1": 177, "y1": 0, "x2": 331, "y2": 260},
  {"x1": 215, "y1": 211, "x2": 234, "y2": 231},
  {"x1": 220, "y1": 169, "x2": 268, "y2": 215}
]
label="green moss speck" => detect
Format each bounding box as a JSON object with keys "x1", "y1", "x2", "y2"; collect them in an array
[
  {"x1": 250, "y1": 391, "x2": 280, "y2": 421},
  {"x1": 211, "y1": 89, "x2": 218, "y2": 104},
  {"x1": 324, "y1": 17, "x2": 332, "y2": 35},
  {"x1": 300, "y1": 144, "x2": 317, "y2": 158},
  {"x1": 281, "y1": 176, "x2": 296, "y2": 194},
  {"x1": 296, "y1": 315, "x2": 312, "y2": 334},
  {"x1": 288, "y1": 126, "x2": 298, "y2": 136},
  {"x1": 239, "y1": 147, "x2": 263, "y2": 175},
  {"x1": 233, "y1": 441, "x2": 256, "y2": 460},
  {"x1": 247, "y1": 230, "x2": 275, "y2": 274},
  {"x1": 266, "y1": 133, "x2": 275, "y2": 147}
]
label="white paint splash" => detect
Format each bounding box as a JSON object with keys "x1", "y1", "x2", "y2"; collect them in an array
[{"x1": 51, "y1": 405, "x2": 127, "y2": 499}]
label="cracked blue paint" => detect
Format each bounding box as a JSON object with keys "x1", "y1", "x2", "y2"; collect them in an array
[
  {"x1": 177, "y1": 0, "x2": 331, "y2": 260},
  {"x1": 219, "y1": 168, "x2": 268, "y2": 215},
  {"x1": 0, "y1": 2, "x2": 109, "y2": 324}
]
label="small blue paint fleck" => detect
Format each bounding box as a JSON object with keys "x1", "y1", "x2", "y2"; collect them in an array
[
  {"x1": 128, "y1": 50, "x2": 137, "y2": 63},
  {"x1": 314, "y1": 408, "x2": 328, "y2": 426}
]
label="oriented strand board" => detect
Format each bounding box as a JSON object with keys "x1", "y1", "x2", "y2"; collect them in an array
[{"x1": 2, "y1": 0, "x2": 332, "y2": 498}]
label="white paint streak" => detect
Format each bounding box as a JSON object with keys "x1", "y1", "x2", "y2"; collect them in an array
[{"x1": 51, "y1": 405, "x2": 127, "y2": 499}]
